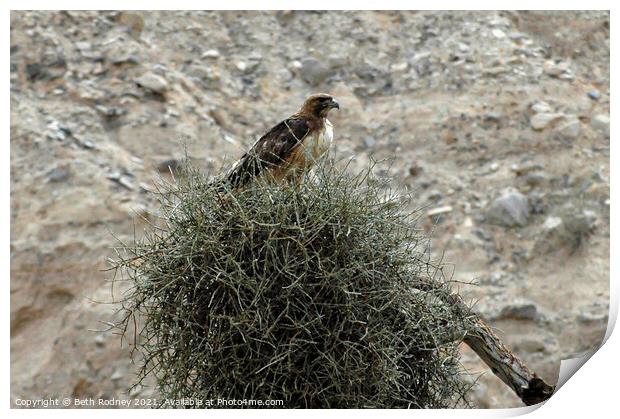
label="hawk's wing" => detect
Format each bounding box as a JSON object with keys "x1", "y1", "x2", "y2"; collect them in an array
[{"x1": 225, "y1": 116, "x2": 310, "y2": 188}]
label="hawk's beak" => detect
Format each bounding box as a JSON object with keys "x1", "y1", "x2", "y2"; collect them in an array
[{"x1": 330, "y1": 100, "x2": 340, "y2": 110}]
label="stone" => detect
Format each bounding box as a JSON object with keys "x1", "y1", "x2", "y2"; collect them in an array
[
  {"x1": 117, "y1": 11, "x2": 145, "y2": 39},
  {"x1": 45, "y1": 120, "x2": 71, "y2": 141},
  {"x1": 95, "y1": 105, "x2": 126, "y2": 120},
  {"x1": 534, "y1": 216, "x2": 564, "y2": 253},
  {"x1": 110, "y1": 369, "x2": 124, "y2": 381},
  {"x1": 486, "y1": 190, "x2": 530, "y2": 227},
  {"x1": 76, "y1": 139, "x2": 95, "y2": 150},
  {"x1": 528, "y1": 191, "x2": 546, "y2": 214},
  {"x1": 483, "y1": 113, "x2": 503, "y2": 125},
  {"x1": 75, "y1": 41, "x2": 92, "y2": 53},
  {"x1": 484, "y1": 66, "x2": 510, "y2": 76},
  {"x1": 427, "y1": 190, "x2": 443, "y2": 201},
  {"x1": 107, "y1": 172, "x2": 135, "y2": 191},
  {"x1": 578, "y1": 306, "x2": 608, "y2": 323},
  {"x1": 236, "y1": 59, "x2": 260, "y2": 74},
  {"x1": 109, "y1": 53, "x2": 140, "y2": 66},
  {"x1": 441, "y1": 129, "x2": 458, "y2": 144},
  {"x1": 201, "y1": 49, "x2": 220, "y2": 59},
  {"x1": 517, "y1": 338, "x2": 548, "y2": 353},
  {"x1": 157, "y1": 159, "x2": 181, "y2": 174},
  {"x1": 327, "y1": 55, "x2": 348, "y2": 69},
  {"x1": 188, "y1": 65, "x2": 220, "y2": 84},
  {"x1": 530, "y1": 113, "x2": 564, "y2": 130},
  {"x1": 94, "y1": 334, "x2": 106, "y2": 347},
  {"x1": 491, "y1": 29, "x2": 506, "y2": 38},
  {"x1": 524, "y1": 171, "x2": 551, "y2": 187},
  {"x1": 236, "y1": 61, "x2": 247, "y2": 72},
  {"x1": 275, "y1": 68, "x2": 293, "y2": 82},
  {"x1": 591, "y1": 114, "x2": 610, "y2": 137},
  {"x1": 353, "y1": 60, "x2": 382, "y2": 83},
  {"x1": 555, "y1": 117, "x2": 581, "y2": 139},
  {"x1": 544, "y1": 61, "x2": 574, "y2": 80},
  {"x1": 129, "y1": 385, "x2": 143, "y2": 397},
  {"x1": 299, "y1": 58, "x2": 330, "y2": 86},
  {"x1": 46, "y1": 166, "x2": 71, "y2": 183},
  {"x1": 104, "y1": 39, "x2": 141, "y2": 66},
  {"x1": 407, "y1": 162, "x2": 422, "y2": 177},
  {"x1": 511, "y1": 161, "x2": 544, "y2": 176},
  {"x1": 288, "y1": 60, "x2": 303, "y2": 74},
  {"x1": 587, "y1": 90, "x2": 601, "y2": 100},
  {"x1": 562, "y1": 208, "x2": 597, "y2": 238},
  {"x1": 535, "y1": 208, "x2": 597, "y2": 253},
  {"x1": 363, "y1": 136, "x2": 376, "y2": 149},
  {"x1": 25, "y1": 63, "x2": 43, "y2": 81},
  {"x1": 531, "y1": 101, "x2": 553, "y2": 114},
  {"x1": 480, "y1": 271, "x2": 505, "y2": 285},
  {"x1": 543, "y1": 215, "x2": 563, "y2": 231},
  {"x1": 509, "y1": 31, "x2": 527, "y2": 41},
  {"x1": 390, "y1": 62, "x2": 409, "y2": 73},
  {"x1": 457, "y1": 42, "x2": 470, "y2": 52},
  {"x1": 135, "y1": 72, "x2": 169, "y2": 94},
  {"x1": 427, "y1": 206, "x2": 453, "y2": 217},
  {"x1": 497, "y1": 300, "x2": 539, "y2": 321}
]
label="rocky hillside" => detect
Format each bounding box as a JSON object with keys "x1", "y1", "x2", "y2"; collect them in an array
[{"x1": 10, "y1": 11, "x2": 609, "y2": 408}]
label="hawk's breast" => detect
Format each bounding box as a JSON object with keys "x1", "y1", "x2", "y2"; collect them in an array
[
  {"x1": 280, "y1": 118, "x2": 333, "y2": 179},
  {"x1": 305, "y1": 118, "x2": 333, "y2": 162}
]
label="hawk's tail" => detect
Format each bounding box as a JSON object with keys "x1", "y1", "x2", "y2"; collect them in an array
[{"x1": 207, "y1": 157, "x2": 257, "y2": 193}]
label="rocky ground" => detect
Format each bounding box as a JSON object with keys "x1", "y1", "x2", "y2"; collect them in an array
[{"x1": 10, "y1": 11, "x2": 610, "y2": 408}]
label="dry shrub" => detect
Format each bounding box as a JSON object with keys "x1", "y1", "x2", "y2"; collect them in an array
[{"x1": 111, "y1": 160, "x2": 474, "y2": 408}]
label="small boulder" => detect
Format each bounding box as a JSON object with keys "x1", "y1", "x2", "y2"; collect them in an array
[
  {"x1": 555, "y1": 117, "x2": 581, "y2": 139},
  {"x1": 135, "y1": 72, "x2": 169, "y2": 95},
  {"x1": 46, "y1": 165, "x2": 71, "y2": 183},
  {"x1": 202, "y1": 49, "x2": 220, "y2": 59},
  {"x1": 544, "y1": 61, "x2": 574, "y2": 80},
  {"x1": 531, "y1": 101, "x2": 553, "y2": 114},
  {"x1": 486, "y1": 190, "x2": 530, "y2": 227},
  {"x1": 523, "y1": 171, "x2": 551, "y2": 188},
  {"x1": 530, "y1": 113, "x2": 564, "y2": 130},
  {"x1": 497, "y1": 300, "x2": 539, "y2": 321},
  {"x1": 591, "y1": 114, "x2": 610, "y2": 137},
  {"x1": 363, "y1": 136, "x2": 376, "y2": 149},
  {"x1": 534, "y1": 208, "x2": 597, "y2": 253},
  {"x1": 299, "y1": 58, "x2": 330, "y2": 86},
  {"x1": 562, "y1": 208, "x2": 597, "y2": 240}
]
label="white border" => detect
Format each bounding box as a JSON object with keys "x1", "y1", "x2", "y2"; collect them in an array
[{"x1": 4, "y1": 3, "x2": 616, "y2": 418}]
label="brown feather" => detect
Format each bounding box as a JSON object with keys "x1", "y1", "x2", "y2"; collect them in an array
[{"x1": 222, "y1": 94, "x2": 337, "y2": 189}]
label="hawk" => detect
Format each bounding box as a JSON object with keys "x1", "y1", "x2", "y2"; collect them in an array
[{"x1": 221, "y1": 93, "x2": 339, "y2": 189}]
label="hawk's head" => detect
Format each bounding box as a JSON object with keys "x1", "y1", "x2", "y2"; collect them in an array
[{"x1": 300, "y1": 93, "x2": 340, "y2": 118}]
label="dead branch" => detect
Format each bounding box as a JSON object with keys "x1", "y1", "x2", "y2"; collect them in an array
[
  {"x1": 464, "y1": 317, "x2": 555, "y2": 406},
  {"x1": 417, "y1": 279, "x2": 555, "y2": 406}
]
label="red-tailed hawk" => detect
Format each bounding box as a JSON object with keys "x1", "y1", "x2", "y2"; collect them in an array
[{"x1": 222, "y1": 93, "x2": 339, "y2": 189}]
